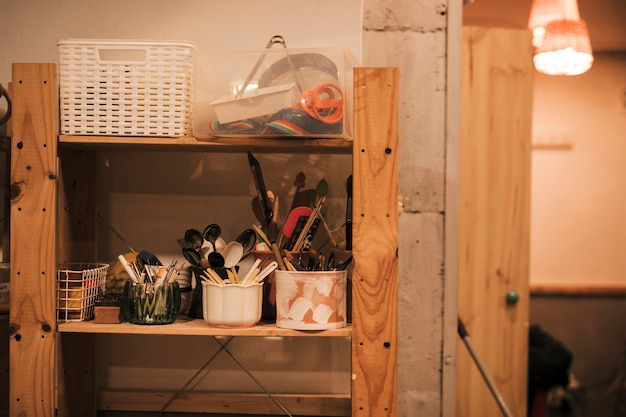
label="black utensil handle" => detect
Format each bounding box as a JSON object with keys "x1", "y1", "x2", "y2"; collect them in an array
[
  {"x1": 346, "y1": 175, "x2": 353, "y2": 250},
  {"x1": 247, "y1": 151, "x2": 273, "y2": 225}
]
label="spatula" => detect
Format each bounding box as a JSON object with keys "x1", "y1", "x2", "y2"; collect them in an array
[{"x1": 283, "y1": 206, "x2": 313, "y2": 240}]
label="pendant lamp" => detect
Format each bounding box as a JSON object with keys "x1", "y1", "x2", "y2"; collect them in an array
[{"x1": 528, "y1": 0, "x2": 593, "y2": 76}]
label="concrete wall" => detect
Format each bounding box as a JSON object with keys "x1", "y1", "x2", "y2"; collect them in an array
[{"x1": 361, "y1": 1, "x2": 460, "y2": 415}]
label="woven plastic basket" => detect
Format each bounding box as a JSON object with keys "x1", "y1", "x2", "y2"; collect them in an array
[
  {"x1": 58, "y1": 39, "x2": 195, "y2": 137},
  {"x1": 57, "y1": 263, "x2": 109, "y2": 322}
]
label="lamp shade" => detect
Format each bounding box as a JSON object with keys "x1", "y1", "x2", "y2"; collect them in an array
[
  {"x1": 528, "y1": 0, "x2": 581, "y2": 46},
  {"x1": 533, "y1": 19, "x2": 594, "y2": 76}
]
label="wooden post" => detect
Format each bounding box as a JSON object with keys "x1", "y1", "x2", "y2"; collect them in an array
[
  {"x1": 351, "y1": 67, "x2": 399, "y2": 416},
  {"x1": 9, "y1": 63, "x2": 57, "y2": 417}
]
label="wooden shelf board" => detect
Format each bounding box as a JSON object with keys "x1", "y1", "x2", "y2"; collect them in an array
[
  {"x1": 59, "y1": 135, "x2": 353, "y2": 154},
  {"x1": 57, "y1": 319, "x2": 352, "y2": 337},
  {"x1": 99, "y1": 390, "x2": 351, "y2": 416}
]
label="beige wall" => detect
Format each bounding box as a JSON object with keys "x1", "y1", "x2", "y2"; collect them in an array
[
  {"x1": 531, "y1": 52, "x2": 626, "y2": 286},
  {"x1": 0, "y1": 0, "x2": 363, "y2": 85}
]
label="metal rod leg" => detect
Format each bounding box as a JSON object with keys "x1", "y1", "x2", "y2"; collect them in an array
[
  {"x1": 215, "y1": 338, "x2": 293, "y2": 417},
  {"x1": 158, "y1": 336, "x2": 234, "y2": 414},
  {"x1": 458, "y1": 317, "x2": 514, "y2": 417}
]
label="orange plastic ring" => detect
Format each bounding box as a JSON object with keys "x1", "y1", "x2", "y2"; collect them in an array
[
  {"x1": 311, "y1": 83, "x2": 343, "y2": 124},
  {"x1": 299, "y1": 90, "x2": 318, "y2": 120}
]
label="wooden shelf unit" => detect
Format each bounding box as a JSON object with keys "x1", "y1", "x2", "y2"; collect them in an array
[{"x1": 9, "y1": 63, "x2": 399, "y2": 417}]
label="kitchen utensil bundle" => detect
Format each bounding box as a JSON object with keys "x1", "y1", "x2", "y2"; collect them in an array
[
  {"x1": 246, "y1": 153, "x2": 344, "y2": 254},
  {"x1": 247, "y1": 152, "x2": 287, "y2": 271},
  {"x1": 178, "y1": 224, "x2": 253, "y2": 269},
  {"x1": 110, "y1": 244, "x2": 182, "y2": 325},
  {"x1": 117, "y1": 254, "x2": 179, "y2": 286},
  {"x1": 200, "y1": 260, "x2": 278, "y2": 287}
]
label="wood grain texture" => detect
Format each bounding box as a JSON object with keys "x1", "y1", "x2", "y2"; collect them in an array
[
  {"x1": 98, "y1": 390, "x2": 351, "y2": 415},
  {"x1": 57, "y1": 333, "x2": 96, "y2": 417},
  {"x1": 0, "y1": 314, "x2": 9, "y2": 416},
  {"x1": 352, "y1": 67, "x2": 399, "y2": 417},
  {"x1": 58, "y1": 319, "x2": 352, "y2": 337},
  {"x1": 57, "y1": 150, "x2": 96, "y2": 264},
  {"x1": 59, "y1": 135, "x2": 353, "y2": 154},
  {"x1": 9, "y1": 63, "x2": 57, "y2": 417},
  {"x1": 457, "y1": 27, "x2": 534, "y2": 417}
]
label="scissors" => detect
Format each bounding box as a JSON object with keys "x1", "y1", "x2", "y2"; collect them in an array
[{"x1": 296, "y1": 82, "x2": 344, "y2": 124}]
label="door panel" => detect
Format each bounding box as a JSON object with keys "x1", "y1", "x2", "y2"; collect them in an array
[{"x1": 457, "y1": 26, "x2": 534, "y2": 417}]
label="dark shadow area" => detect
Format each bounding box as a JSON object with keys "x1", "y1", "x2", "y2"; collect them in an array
[{"x1": 530, "y1": 294, "x2": 626, "y2": 417}]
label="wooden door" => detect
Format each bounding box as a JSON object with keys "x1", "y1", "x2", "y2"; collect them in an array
[{"x1": 457, "y1": 26, "x2": 534, "y2": 417}]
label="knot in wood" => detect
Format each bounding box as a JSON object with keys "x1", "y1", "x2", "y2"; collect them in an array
[{"x1": 10, "y1": 182, "x2": 23, "y2": 200}]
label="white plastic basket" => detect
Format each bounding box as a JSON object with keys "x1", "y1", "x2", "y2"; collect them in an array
[
  {"x1": 57, "y1": 263, "x2": 109, "y2": 322},
  {"x1": 58, "y1": 39, "x2": 195, "y2": 137}
]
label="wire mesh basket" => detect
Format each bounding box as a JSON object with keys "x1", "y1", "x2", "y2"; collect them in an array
[
  {"x1": 58, "y1": 39, "x2": 195, "y2": 137},
  {"x1": 57, "y1": 263, "x2": 109, "y2": 322}
]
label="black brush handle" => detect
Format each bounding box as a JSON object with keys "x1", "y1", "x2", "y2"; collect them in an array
[
  {"x1": 247, "y1": 151, "x2": 273, "y2": 225},
  {"x1": 346, "y1": 175, "x2": 353, "y2": 250}
]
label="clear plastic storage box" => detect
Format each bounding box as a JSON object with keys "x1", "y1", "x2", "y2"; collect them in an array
[
  {"x1": 194, "y1": 45, "x2": 358, "y2": 139},
  {"x1": 58, "y1": 39, "x2": 195, "y2": 137}
]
